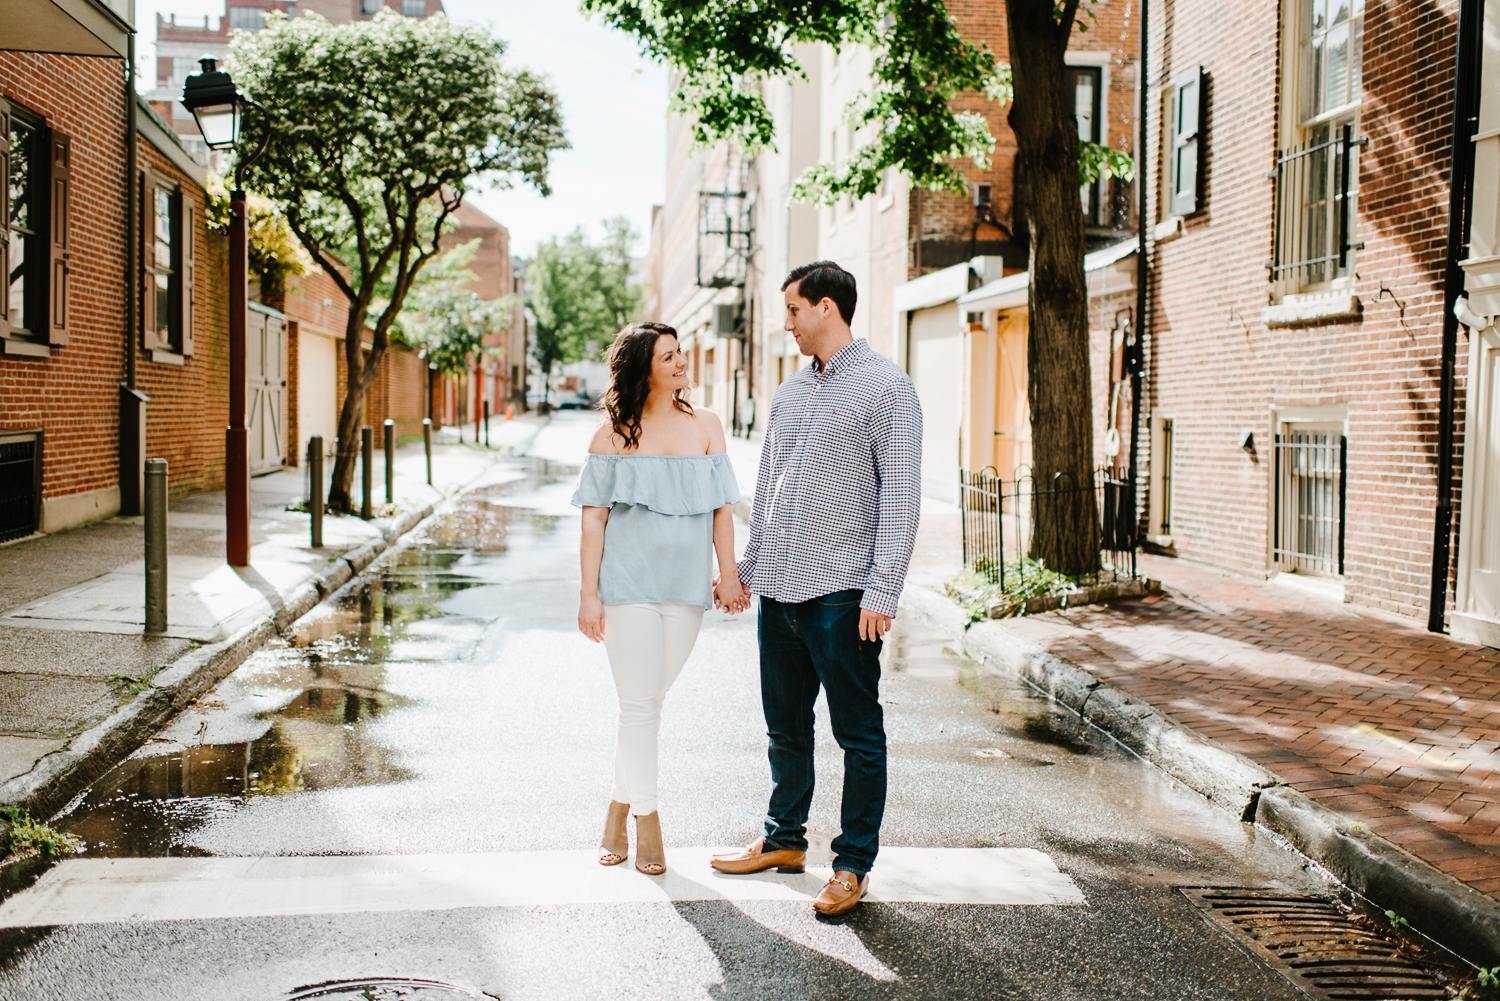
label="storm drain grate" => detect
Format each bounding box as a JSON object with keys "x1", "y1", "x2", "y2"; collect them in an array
[
  {"x1": 282, "y1": 978, "x2": 493, "y2": 1000},
  {"x1": 1179, "y1": 888, "x2": 1445, "y2": 1000}
]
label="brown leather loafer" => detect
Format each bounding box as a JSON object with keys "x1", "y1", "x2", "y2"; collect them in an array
[
  {"x1": 710, "y1": 837, "x2": 807, "y2": 874},
  {"x1": 812, "y1": 870, "x2": 868, "y2": 915}
]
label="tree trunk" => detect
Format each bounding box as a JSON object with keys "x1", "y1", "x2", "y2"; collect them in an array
[
  {"x1": 328, "y1": 324, "x2": 388, "y2": 512},
  {"x1": 1006, "y1": 0, "x2": 1100, "y2": 576}
]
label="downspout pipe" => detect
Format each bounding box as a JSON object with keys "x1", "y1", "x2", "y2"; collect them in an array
[
  {"x1": 1127, "y1": 0, "x2": 1148, "y2": 481},
  {"x1": 119, "y1": 32, "x2": 148, "y2": 518},
  {"x1": 1427, "y1": 0, "x2": 1484, "y2": 633}
]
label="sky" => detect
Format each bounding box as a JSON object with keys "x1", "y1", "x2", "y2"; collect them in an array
[{"x1": 132, "y1": 0, "x2": 669, "y2": 259}]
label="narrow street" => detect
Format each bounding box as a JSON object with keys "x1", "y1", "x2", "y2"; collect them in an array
[{"x1": 0, "y1": 419, "x2": 1331, "y2": 1000}]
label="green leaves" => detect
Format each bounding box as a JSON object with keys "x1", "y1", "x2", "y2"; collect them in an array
[
  {"x1": 389, "y1": 240, "x2": 511, "y2": 378},
  {"x1": 526, "y1": 218, "x2": 641, "y2": 377},
  {"x1": 585, "y1": 0, "x2": 1003, "y2": 202},
  {"x1": 228, "y1": 10, "x2": 567, "y2": 318},
  {"x1": 1079, "y1": 140, "x2": 1136, "y2": 186}
]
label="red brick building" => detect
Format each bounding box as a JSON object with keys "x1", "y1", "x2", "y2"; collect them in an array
[
  {"x1": 1139, "y1": 0, "x2": 1478, "y2": 627},
  {"x1": 1, "y1": 5, "x2": 241, "y2": 541}
]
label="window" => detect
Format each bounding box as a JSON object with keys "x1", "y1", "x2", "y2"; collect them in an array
[
  {"x1": 141, "y1": 173, "x2": 195, "y2": 357},
  {"x1": 228, "y1": 5, "x2": 266, "y2": 29},
  {"x1": 1067, "y1": 66, "x2": 1102, "y2": 223},
  {"x1": 1, "y1": 99, "x2": 69, "y2": 348},
  {"x1": 1273, "y1": 427, "x2": 1345, "y2": 575},
  {"x1": 153, "y1": 186, "x2": 178, "y2": 349},
  {"x1": 6, "y1": 115, "x2": 37, "y2": 338},
  {"x1": 361, "y1": 0, "x2": 383, "y2": 12},
  {"x1": 401, "y1": 0, "x2": 424, "y2": 14},
  {"x1": 1271, "y1": 0, "x2": 1365, "y2": 287},
  {"x1": 1167, "y1": 68, "x2": 1206, "y2": 216}
]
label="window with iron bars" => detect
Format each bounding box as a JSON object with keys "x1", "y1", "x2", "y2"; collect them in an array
[
  {"x1": 1273, "y1": 430, "x2": 1345, "y2": 576},
  {"x1": 1267, "y1": 124, "x2": 1366, "y2": 287}
]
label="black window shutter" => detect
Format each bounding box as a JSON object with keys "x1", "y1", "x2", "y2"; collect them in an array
[
  {"x1": 181, "y1": 187, "x2": 195, "y2": 356},
  {"x1": 46, "y1": 128, "x2": 70, "y2": 345},
  {"x1": 140, "y1": 169, "x2": 158, "y2": 349},
  {"x1": 1171, "y1": 68, "x2": 1206, "y2": 216},
  {"x1": 0, "y1": 98, "x2": 10, "y2": 340}
]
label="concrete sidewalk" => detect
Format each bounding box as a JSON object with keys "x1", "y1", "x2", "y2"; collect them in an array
[
  {"x1": 901, "y1": 514, "x2": 1500, "y2": 965},
  {"x1": 0, "y1": 415, "x2": 545, "y2": 816}
]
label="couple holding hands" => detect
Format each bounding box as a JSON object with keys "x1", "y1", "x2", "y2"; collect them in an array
[{"x1": 573, "y1": 261, "x2": 922, "y2": 916}]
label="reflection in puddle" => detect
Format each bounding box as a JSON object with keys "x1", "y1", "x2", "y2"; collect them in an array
[{"x1": 58, "y1": 469, "x2": 566, "y2": 860}]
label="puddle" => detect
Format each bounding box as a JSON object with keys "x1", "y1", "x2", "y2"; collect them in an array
[{"x1": 53, "y1": 464, "x2": 569, "y2": 860}]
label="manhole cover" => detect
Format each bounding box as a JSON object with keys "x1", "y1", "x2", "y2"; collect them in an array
[
  {"x1": 283, "y1": 979, "x2": 492, "y2": 1000},
  {"x1": 1180, "y1": 888, "x2": 1446, "y2": 1000}
]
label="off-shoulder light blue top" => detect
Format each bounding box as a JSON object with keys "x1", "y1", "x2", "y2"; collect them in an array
[{"x1": 571, "y1": 453, "x2": 741, "y2": 609}]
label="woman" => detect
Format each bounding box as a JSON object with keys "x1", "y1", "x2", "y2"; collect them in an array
[{"x1": 572, "y1": 321, "x2": 747, "y2": 876}]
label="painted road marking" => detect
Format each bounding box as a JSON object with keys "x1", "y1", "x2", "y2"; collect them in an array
[{"x1": 0, "y1": 847, "x2": 1083, "y2": 927}]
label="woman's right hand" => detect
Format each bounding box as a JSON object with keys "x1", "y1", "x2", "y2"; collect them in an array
[{"x1": 578, "y1": 593, "x2": 605, "y2": 642}]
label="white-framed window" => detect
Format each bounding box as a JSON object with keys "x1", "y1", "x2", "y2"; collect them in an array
[
  {"x1": 1271, "y1": 0, "x2": 1365, "y2": 290},
  {"x1": 401, "y1": 0, "x2": 424, "y2": 15},
  {"x1": 228, "y1": 6, "x2": 266, "y2": 30},
  {"x1": 361, "y1": 0, "x2": 383, "y2": 13}
]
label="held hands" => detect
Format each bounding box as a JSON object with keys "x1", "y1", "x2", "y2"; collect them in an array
[
  {"x1": 578, "y1": 592, "x2": 605, "y2": 643},
  {"x1": 714, "y1": 573, "x2": 751, "y2": 614}
]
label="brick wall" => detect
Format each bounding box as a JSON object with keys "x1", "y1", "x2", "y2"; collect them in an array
[
  {"x1": 1144, "y1": 0, "x2": 1462, "y2": 619},
  {"x1": 909, "y1": 1, "x2": 1140, "y2": 277},
  {"x1": 135, "y1": 140, "x2": 230, "y2": 496},
  {"x1": 0, "y1": 54, "x2": 128, "y2": 520}
]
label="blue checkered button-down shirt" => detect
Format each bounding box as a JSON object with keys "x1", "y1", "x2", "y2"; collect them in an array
[{"x1": 738, "y1": 338, "x2": 923, "y2": 617}]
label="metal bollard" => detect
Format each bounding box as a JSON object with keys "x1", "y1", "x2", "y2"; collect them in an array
[
  {"x1": 361, "y1": 426, "x2": 374, "y2": 520},
  {"x1": 423, "y1": 418, "x2": 433, "y2": 486},
  {"x1": 384, "y1": 419, "x2": 396, "y2": 504},
  {"x1": 309, "y1": 436, "x2": 324, "y2": 548},
  {"x1": 483, "y1": 401, "x2": 490, "y2": 448},
  {"x1": 144, "y1": 458, "x2": 168, "y2": 634}
]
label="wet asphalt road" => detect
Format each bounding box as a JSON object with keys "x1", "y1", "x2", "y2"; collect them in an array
[{"x1": 0, "y1": 452, "x2": 1335, "y2": 1000}]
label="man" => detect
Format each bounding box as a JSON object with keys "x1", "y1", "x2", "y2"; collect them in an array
[{"x1": 710, "y1": 261, "x2": 922, "y2": 916}]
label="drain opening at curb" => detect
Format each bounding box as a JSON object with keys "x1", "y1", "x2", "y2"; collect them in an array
[
  {"x1": 281, "y1": 978, "x2": 493, "y2": 1000},
  {"x1": 1179, "y1": 888, "x2": 1446, "y2": 1000}
]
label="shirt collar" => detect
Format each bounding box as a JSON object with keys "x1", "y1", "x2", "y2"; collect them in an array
[{"x1": 812, "y1": 338, "x2": 869, "y2": 377}]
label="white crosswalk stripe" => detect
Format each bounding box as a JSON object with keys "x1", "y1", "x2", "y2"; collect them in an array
[{"x1": 0, "y1": 847, "x2": 1084, "y2": 927}]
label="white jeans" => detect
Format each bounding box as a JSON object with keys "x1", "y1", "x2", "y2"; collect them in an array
[{"x1": 601, "y1": 602, "x2": 704, "y2": 816}]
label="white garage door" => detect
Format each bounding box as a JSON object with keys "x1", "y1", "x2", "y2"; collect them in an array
[
  {"x1": 908, "y1": 305, "x2": 963, "y2": 503},
  {"x1": 298, "y1": 329, "x2": 339, "y2": 464}
]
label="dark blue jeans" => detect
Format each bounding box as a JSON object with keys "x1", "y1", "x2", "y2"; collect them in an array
[{"x1": 759, "y1": 589, "x2": 886, "y2": 876}]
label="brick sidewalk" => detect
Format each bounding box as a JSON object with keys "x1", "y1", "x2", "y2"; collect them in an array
[{"x1": 1003, "y1": 553, "x2": 1500, "y2": 901}]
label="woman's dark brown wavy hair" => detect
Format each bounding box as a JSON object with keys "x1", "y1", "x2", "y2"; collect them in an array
[{"x1": 600, "y1": 321, "x2": 693, "y2": 450}]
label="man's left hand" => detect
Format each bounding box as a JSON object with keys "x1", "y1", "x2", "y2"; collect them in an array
[{"x1": 859, "y1": 609, "x2": 892, "y2": 643}]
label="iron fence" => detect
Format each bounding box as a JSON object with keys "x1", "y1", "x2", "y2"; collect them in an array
[
  {"x1": 1273, "y1": 432, "x2": 1345, "y2": 576},
  {"x1": 959, "y1": 466, "x2": 1138, "y2": 590}
]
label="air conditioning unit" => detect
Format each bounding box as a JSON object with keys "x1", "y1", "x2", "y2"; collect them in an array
[{"x1": 713, "y1": 303, "x2": 741, "y2": 337}]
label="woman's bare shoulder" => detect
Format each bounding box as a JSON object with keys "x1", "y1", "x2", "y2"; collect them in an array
[
  {"x1": 589, "y1": 418, "x2": 624, "y2": 455},
  {"x1": 694, "y1": 408, "x2": 727, "y2": 454}
]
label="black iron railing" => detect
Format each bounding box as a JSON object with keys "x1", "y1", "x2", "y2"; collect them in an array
[
  {"x1": 959, "y1": 466, "x2": 1138, "y2": 589},
  {"x1": 1267, "y1": 123, "x2": 1367, "y2": 286}
]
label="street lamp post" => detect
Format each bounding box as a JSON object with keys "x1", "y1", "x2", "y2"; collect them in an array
[{"x1": 181, "y1": 58, "x2": 270, "y2": 567}]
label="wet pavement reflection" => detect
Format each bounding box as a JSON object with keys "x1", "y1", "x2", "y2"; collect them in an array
[{"x1": 57, "y1": 459, "x2": 569, "y2": 861}]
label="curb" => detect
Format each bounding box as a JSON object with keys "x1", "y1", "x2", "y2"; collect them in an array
[
  {"x1": 900, "y1": 583, "x2": 1500, "y2": 969},
  {"x1": 0, "y1": 499, "x2": 436, "y2": 821}
]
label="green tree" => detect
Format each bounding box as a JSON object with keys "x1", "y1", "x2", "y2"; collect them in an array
[
  {"x1": 584, "y1": 0, "x2": 1131, "y2": 575},
  {"x1": 230, "y1": 10, "x2": 567, "y2": 510},
  {"x1": 391, "y1": 239, "x2": 512, "y2": 379},
  {"x1": 526, "y1": 217, "x2": 640, "y2": 410}
]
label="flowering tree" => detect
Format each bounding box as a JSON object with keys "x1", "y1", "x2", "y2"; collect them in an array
[{"x1": 231, "y1": 11, "x2": 567, "y2": 510}]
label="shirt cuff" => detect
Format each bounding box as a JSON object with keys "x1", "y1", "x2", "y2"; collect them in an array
[
  {"x1": 737, "y1": 561, "x2": 755, "y2": 588},
  {"x1": 859, "y1": 588, "x2": 900, "y2": 618}
]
